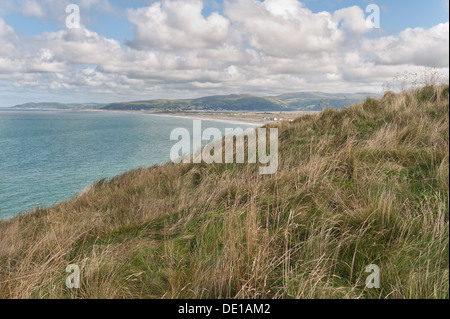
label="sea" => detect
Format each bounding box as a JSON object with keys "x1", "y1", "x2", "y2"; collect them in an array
[{"x1": 0, "y1": 109, "x2": 256, "y2": 219}]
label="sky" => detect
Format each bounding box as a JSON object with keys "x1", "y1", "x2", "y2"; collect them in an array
[{"x1": 0, "y1": 0, "x2": 448, "y2": 106}]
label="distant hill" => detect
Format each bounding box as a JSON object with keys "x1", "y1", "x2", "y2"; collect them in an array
[
  {"x1": 101, "y1": 94, "x2": 287, "y2": 112},
  {"x1": 100, "y1": 92, "x2": 378, "y2": 112},
  {"x1": 12, "y1": 92, "x2": 379, "y2": 112},
  {"x1": 12, "y1": 102, "x2": 104, "y2": 110}
]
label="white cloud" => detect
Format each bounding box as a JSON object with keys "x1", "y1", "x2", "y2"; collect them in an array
[
  {"x1": 127, "y1": 0, "x2": 231, "y2": 51},
  {"x1": 0, "y1": 0, "x2": 449, "y2": 105},
  {"x1": 332, "y1": 6, "x2": 370, "y2": 36},
  {"x1": 19, "y1": 0, "x2": 45, "y2": 18},
  {"x1": 365, "y1": 23, "x2": 449, "y2": 68},
  {"x1": 0, "y1": 18, "x2": 22, "y2": 73},
  {"x1": 0, "y1": 18, "x2": 17, "y2": 48},
  {"x1": 25, "y1": 49, "x2": 67, "y2": 73},
  {"x1": 36, "y1": 28, "x2": 124, "y2": 65},
  {"x1": 224, "y1": 0, "x2": 344, "y2": 58}
]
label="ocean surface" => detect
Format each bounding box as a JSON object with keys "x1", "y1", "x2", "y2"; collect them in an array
[{"x1": 0, "y1": 109, "x2": 255, "y2": 219}]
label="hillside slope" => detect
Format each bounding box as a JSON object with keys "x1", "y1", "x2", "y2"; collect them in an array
[{"x1": 0, "y1": 85, "x2": 448, "y2": 299}]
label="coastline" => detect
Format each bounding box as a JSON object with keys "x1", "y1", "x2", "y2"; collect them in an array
[
  {"x1": 8, "y1": 107, "x2": 320, "y2": 126},
  {"x1": 0, "y1": 108, "x2": 273, "y2": 218},
  {"x1": 112, "y1": 110, "x2": 266, "y2": 126}
]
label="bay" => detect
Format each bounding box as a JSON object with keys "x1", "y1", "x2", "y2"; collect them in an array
[{"x1": 0, "y1": 109, "x2": 255, "y2": 219}]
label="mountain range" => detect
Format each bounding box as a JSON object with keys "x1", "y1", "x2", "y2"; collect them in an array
[{"x1": 11, "y1": 92, "x2": 379, "y2": 112}]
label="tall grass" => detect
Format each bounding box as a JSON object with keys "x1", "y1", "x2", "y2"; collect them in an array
[{"x1": 0, "y1": 85, "x2": 448, "y2": 299}]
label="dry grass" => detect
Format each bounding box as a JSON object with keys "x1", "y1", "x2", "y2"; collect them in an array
[{"x1": 0, "y1": 85, "x2": 448, "y2": 299}]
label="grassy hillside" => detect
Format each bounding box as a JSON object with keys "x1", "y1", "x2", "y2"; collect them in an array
[
  {"x1": 274, "y1": 92, "x2": 373, "y2": 111},
  {"x1": 0, "y1": 85, "x2": 448, "y2": 299}
]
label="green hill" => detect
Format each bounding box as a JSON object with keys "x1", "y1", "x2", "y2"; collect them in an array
[
  {"x1": 274, "y1": 92, "x2": 375, "y2": 111},
  {"x1": 0, "y1": 85, "x2": 448, "y2": 299},
  {"x1": 101, "y1": 92, "x2": 374, "y2": 112},
  {"x1": 101, "y1": 94, "x2": 288, "y2": 111}
]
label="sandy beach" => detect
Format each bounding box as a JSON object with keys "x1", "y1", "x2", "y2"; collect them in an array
[{"x1": 101, "y1": 109, "x2": 321, "y2": 126}]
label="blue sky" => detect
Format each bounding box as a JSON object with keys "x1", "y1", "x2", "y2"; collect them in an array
[
  {"x1": 306, "y1": 0, "x2": 449, "y2": 30},
  {"x1": 0, "y1": 0, "x2": 448, "y2": 106}
]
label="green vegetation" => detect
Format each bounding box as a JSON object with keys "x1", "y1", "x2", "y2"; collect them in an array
[{"x1": 1, "y1": 85, "x2": 448, "y2": 299}]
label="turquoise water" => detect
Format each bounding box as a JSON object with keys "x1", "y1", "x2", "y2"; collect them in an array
[{"x1": 0, "y1": 110, "x2": 254, "y2": 219}]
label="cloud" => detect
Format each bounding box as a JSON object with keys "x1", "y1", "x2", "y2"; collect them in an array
[
  {"x1": 0, "y1": 0, "x2": 448, "y2": 106},
  {"x1": 25, "y1": 49, "x2": 67, "y2": 73},
  {"x1": 0, "y1": 18, "x2": 22, "y2": 73},
  {"x1": 366, "y1": 22, "x2": 449, "y2": 68},
  {"x1": 224, "y1": 0, "x2": 344, "y2": 58},
  {"x1": 0, "y1": 18, "x2": 18, "y2": 47},
  {"x1": 332, "y1": 6, "x2": 370, "y2": 36},
  {"x1": 35, "y1": 27, "x2": 124, "y2": 65},
  {"x1": 19, "y1": 0, "x2": 45, "y2": 18},
  {"x1": 127, "y1": 0, "x2": 231, "y2": 51}
]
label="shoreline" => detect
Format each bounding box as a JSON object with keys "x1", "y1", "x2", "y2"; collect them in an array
[
  {"x1": 0, "y1": 108, "x2": 301, "y2": 218},
  {"x1": 7, "y1": 107, "x2": 320, "y2": 126},
  {"x1": 115, "y1": 110, "x2": 266, "y2": 126}
]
